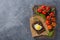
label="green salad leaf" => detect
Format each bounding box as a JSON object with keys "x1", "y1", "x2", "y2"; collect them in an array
[
  {"x1": 47, "y1": 30, "x2": 54, "y2": 37},
  {"x1": 51, "y1": 8, "x2": 55, "y2": 12},
  {"x1": 39, "y1": 14, "x2": 46, "y2": 20}
]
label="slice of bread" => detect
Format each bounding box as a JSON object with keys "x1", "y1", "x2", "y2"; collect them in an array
[{"x1": 30, "y1": 15, "x2": 49, "y2": 37}]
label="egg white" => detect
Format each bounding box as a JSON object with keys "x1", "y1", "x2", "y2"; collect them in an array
[{"x1": 34, "y1": 24, "x2": 42, "y2": 30}]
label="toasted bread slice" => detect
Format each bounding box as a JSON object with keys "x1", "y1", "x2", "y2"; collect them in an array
[{"x1": 30, "y1": 15, "x2": 49, "y2": 37}]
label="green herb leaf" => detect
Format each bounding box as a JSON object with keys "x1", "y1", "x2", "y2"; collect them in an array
[
  {"x1": 51, "y1": 8, "x2": 55, "y2": 12},
  {"x1": 47, "y1": 30, "x2": 54, "y2": 37},
  {"x1": 39, "y1": 14, "x2": 46, "y2": 20}
]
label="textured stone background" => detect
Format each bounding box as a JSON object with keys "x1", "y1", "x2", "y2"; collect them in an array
[{"x1": 0, "y1": 0, "x2": 60, "y2": 40}]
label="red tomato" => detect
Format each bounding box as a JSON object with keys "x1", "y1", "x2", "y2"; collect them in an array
[
  {"x1": 51, "y1": 17, "x2": 56, "y2": 22},
  {"x1": 41, "y1": 5, "x2": 46, "y2": 10},
  {"x1": 51, "y1": 22, "x2": 56, "y2": 27},
  {"x1": 49, "y1": 12, "x2": 55, "y2": 16},
  {"x1": 46, "y1": 6, "x2": 50, "y2": 11},
  {"x1": 47, "y1": 25, "x2": 52, "y2": 30},
  {"x1": 46, "y1": 16, "x2": 51, "y2": 20},
  {"x1": 37, "y1": 8, "x2": 42, "y2": 13},
  {"x1": 42, "y1": 11, "x2": 46, "y2": 14},
  {"x1": 45, "y1": 20, "x2": 50, "y2": 25}
]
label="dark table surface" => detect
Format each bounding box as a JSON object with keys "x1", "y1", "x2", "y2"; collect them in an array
[{"x1": 0, "y1": 0, "x2": 60, "y2": 40}]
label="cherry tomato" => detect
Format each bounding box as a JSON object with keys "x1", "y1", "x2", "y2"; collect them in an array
[
  {"x1": 46, "y1": 16, "x2": 51, "y2": 20},
  {"x1": 47, "y1": 25, "x2": 52, "y2": 30},
  {"x1": 42, "y1": 11, "x2": 46, "y2": 14},
  {"x1": 41, "y1": 5, "x2": 46, "y2": 10},
  {"x1": 51, "y1": 17, "x2": 56, "y2": 22},
  {"x1": 37, "y1": 8, "x2": 42, "y2": 13},
  {"x1": 46, "y1": 20, "x2": 50, "y2": 25},
  {"x1": 46, "y1": 6, "x2": 50, "y2": 11},
  {"x1": 49, "y1": 12, "x2": 55, "y2": 16},
  {"x1": 51, "y1": 22, "x2": 56, "y2": 27}
]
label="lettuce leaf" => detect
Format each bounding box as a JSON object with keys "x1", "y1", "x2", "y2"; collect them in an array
[
  {"x1": 39, "y1": 14, "x2": 46, "y2": 20},
  {"x1": 47, "y1": 30, "x2": 54, "y2": 37}
]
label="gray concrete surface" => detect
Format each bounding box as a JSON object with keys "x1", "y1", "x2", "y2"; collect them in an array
[{"x1": 0, "y1": 0, "x2": 60, "y2": 40}]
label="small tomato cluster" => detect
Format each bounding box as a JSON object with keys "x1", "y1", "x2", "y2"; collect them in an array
[
  {"x1": 37, "y1": 5, "x2": 56, "y2": 30},
  {"x1": 37, "y1": 5, "x2": 50, "y2": 15},
  {"x1": 46, "y1": 12, "x2": 56, "y2": 30}
]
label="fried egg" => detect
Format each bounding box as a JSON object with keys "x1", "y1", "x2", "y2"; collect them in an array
[{"x1": 34, "y1": 24, "x2": 42, "y2": 30}]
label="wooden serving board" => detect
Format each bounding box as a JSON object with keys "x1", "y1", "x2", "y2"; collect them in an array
[{"x1": 30, "y1": 5, "x2": 56, "y2": 38}]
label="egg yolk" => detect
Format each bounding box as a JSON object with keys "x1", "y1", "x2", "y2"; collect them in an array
[{"x1": 34, "y1": 24, "x2": 42, "y2": 30}]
